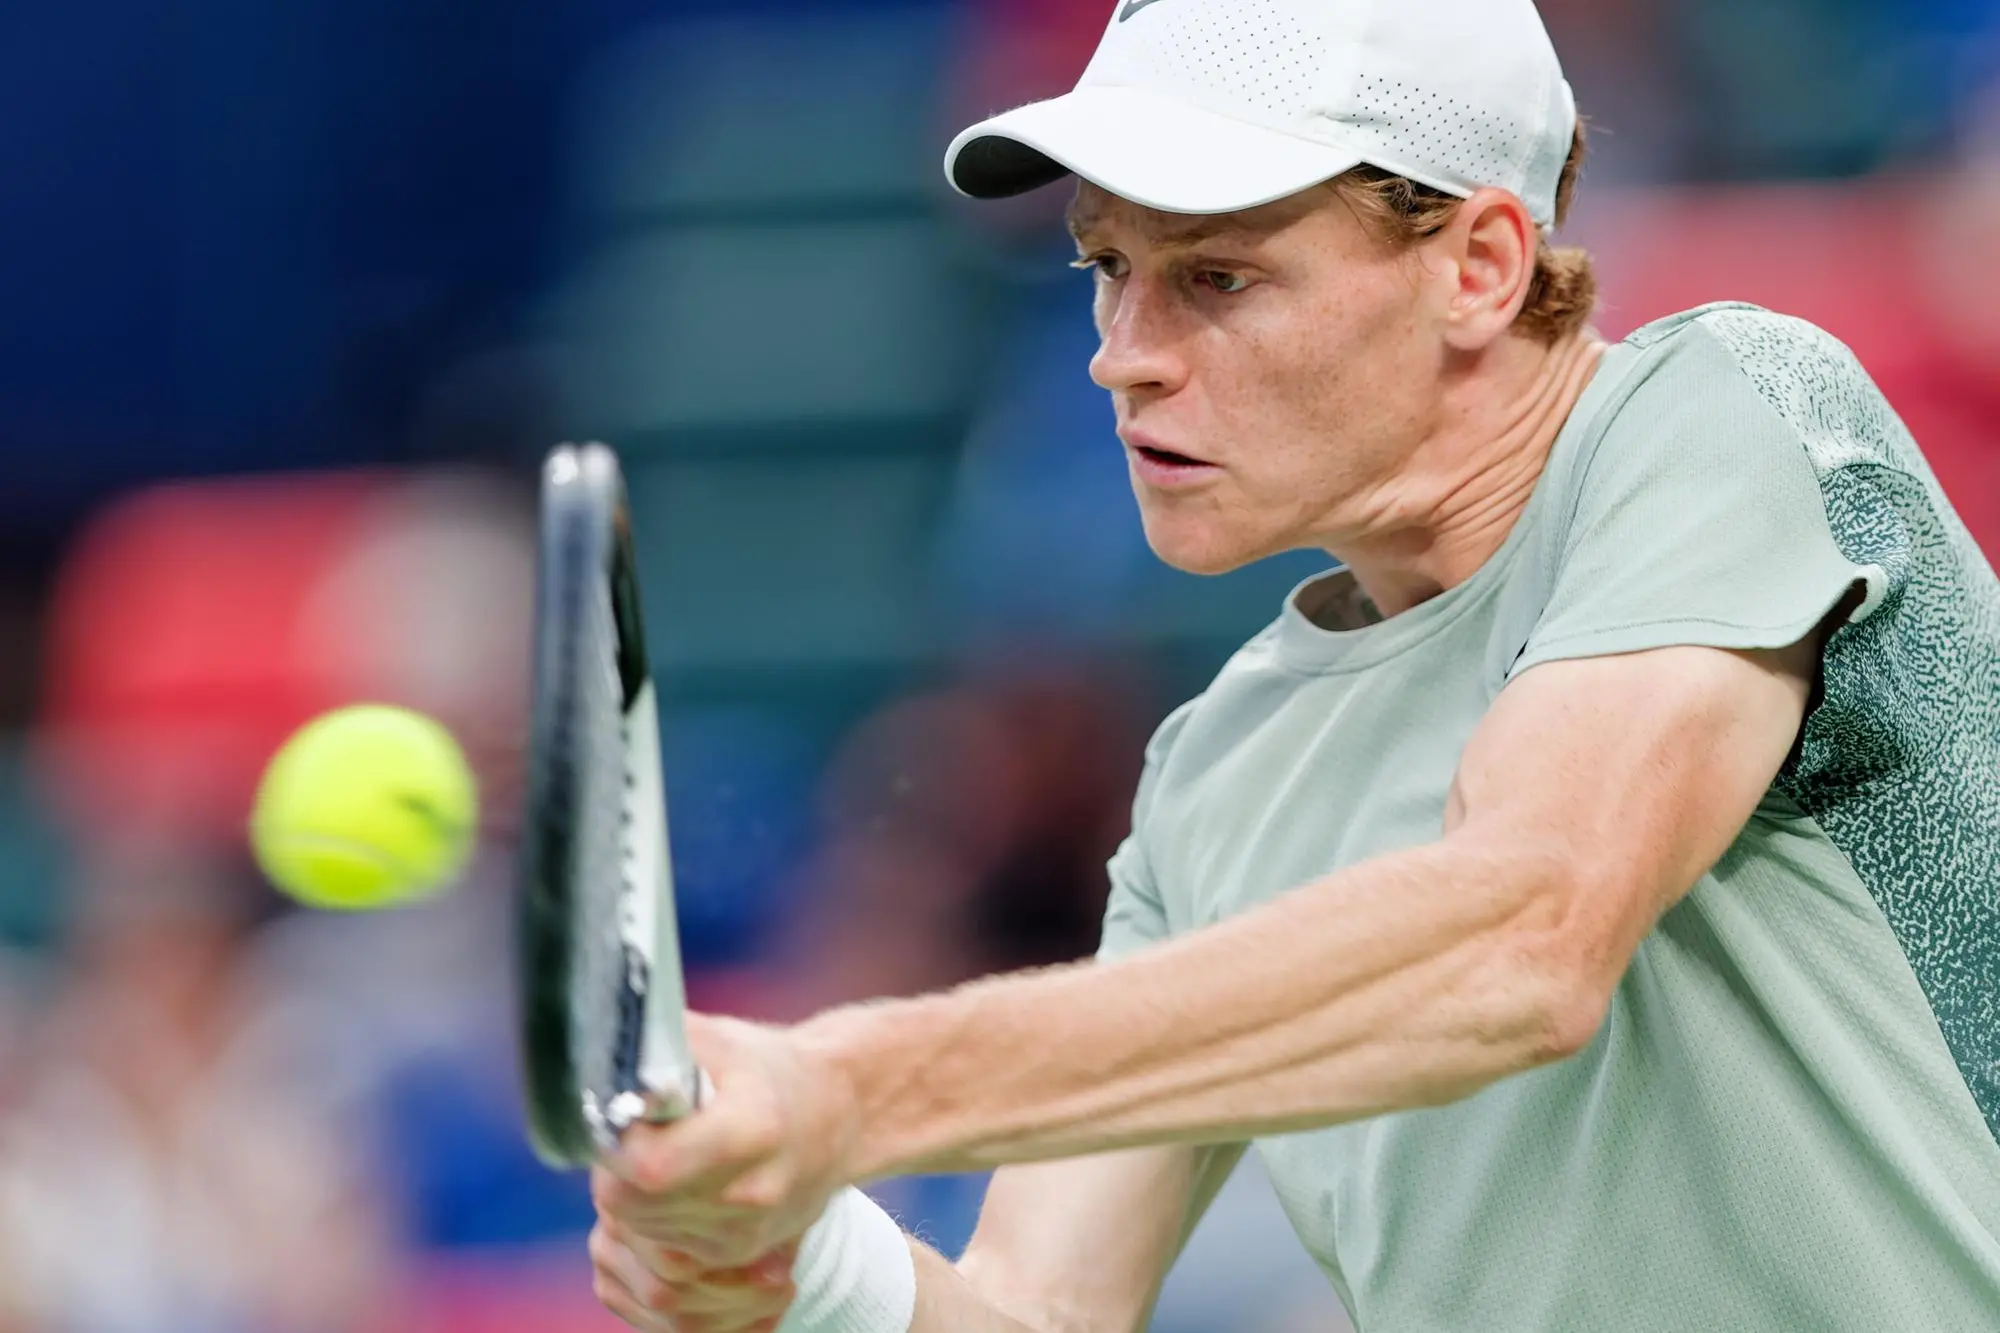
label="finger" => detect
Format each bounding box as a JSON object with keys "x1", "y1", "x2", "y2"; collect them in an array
[
  {"x1": 600, "y1": 1219, "x2": 798, "y2": 1301},
  {"x1": 593, "y1": 1163, "x2": 627, "y2": 1209},
  {"x1": 672, "y1": 1244, "x2": 797, "y2": 1302},
  {"x1": 598, "y1": 1179, "x2": 754, "y2": 1236},
  {"x1": 658, "y1": 1223, "x2": 768, "y2": 1273},
  {"x1": 600, "y1": 1016, "x2": 745, "y2": 1190},
  {"x1": 701, "y1": 1189, "x2": 822, "y2": 1270},
  {"x1": 599, "y1": 1194, "x2": 767, "y2": 1270},
  {"x1": 596, "y1": 1253, "x2": 789, "y2": 1333},
  {"x1": 619, "y1": 1103, "x2": 780, "y2": 1199},
  {"x1": 746, "y1": 1241, "x2": 801, "y2": 1288},
  {"x1": 598, "y1": 1220, "x2": 703, "y2": 1287},
  {"x1": 593, "y1": 1263, "x2": 671, "y2": 1333},
  {"x1": 671, "y1": 1276, "x2": 794, "y2": 1320},
  {"x1": 680, "y1": 1211, "x2": 808, "y2": 1272},
  {"x1": 601, "y1": 1121, "x2": 688, "y2": 1190},
  {"x1": 591, "y1": 1226, "x2": 679, "y2": 1320},
  {"x1": 604, "y1": 1128, "x2": 745, "y2": 1198},
  {"x1": 596, "y1": 1174, "x2": 767, "y2": 1267}
]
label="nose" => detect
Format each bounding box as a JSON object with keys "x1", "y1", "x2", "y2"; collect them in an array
[{"x1": 1088, "y1": 280, "x2": 1187, "y2": 397}]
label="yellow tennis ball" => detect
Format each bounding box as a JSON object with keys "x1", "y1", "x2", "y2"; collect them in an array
[{"x1": 250, "y1": 704, "x2": 478, "y2": 911}]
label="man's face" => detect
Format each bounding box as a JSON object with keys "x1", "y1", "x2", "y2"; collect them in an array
[{"x1": 1071, "y1": 182, "x2": 1445, "y2": 575}]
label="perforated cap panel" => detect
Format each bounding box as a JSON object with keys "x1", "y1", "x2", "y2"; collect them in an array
[
  {"x1": 1328, "y1": 0, "x2": 1570, "y2": 219},
  {"x1": 1081, "y1": 0, "x2": 1332, "y2": 126}
]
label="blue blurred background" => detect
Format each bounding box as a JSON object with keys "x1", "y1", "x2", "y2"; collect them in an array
[{"x1": 1, "y1": 2, "x2": 1998, "y2": 1330}]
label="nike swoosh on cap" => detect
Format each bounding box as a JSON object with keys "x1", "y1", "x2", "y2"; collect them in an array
[{"x1": 1118, "y1": 0, "x2": 1170, "y2": 21}]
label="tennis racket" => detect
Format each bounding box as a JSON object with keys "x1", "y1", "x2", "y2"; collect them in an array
[{"x1": 518, "y1": 442, "x2": 704, "y2": 1168}]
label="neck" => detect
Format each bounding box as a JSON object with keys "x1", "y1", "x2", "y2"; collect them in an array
[{"x1": 1334, "y1": 331, "x2": 1605, "y2": 618}]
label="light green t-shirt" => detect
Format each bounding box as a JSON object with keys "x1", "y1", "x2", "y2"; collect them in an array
[{"x1": 1103, "y1": 305, "x2": 2000, "y2": 1331}]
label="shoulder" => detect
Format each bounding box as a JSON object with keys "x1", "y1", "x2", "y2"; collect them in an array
[
  {"x1": 1503, "y1": 303, "x2": 1901, "y2": 678},
  {"x1": 1547, "y1": 304, "x2": 1838, "y2": 514},
  {"x1": 1140, "y1": 627, "x2": 1278, "y2": 758},
  {"x1": 1142, "y1": 695, "x2": 1204, "y2": 770},
  {"x1": 1130, "y1": 621, "x2": 1288, "y2": 798},
  {"x1": 1624, "y1": 301, "x2": 1852, "y2": 369},
  {"x1": 1129, "y1": 689, "x2": 1210, "y2": 823},
  {"x1": 1609, "y1": 303, "x2": 1911, "y2": 478}
]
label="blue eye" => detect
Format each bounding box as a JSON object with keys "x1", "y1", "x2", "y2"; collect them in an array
[{"x1": 1200, "y1": 271, "x2": 1251, "y2": 294}]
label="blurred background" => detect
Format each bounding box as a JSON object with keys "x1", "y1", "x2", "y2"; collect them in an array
[{"x1": 1, "y1": 1, "x2": 1998, "y2": 1329}]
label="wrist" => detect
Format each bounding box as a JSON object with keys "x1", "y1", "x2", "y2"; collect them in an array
[
  {"x1": 793, "y1": 1001, "x2": 931, "y2": 1182},
  {"x1": 778, "y1": 1186, "x2": 916, "y2": 1333}
]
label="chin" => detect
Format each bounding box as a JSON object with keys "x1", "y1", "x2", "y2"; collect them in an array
[{"x1": 1141, "y1": 519, "x2": 1267, "y2": 577}]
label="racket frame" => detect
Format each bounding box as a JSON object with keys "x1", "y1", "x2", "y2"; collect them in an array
[{"x1": 519, "y1": 442, "x2": 701, "y2": 1169}]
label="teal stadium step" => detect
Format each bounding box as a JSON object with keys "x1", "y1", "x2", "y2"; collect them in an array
[
  {"x1": 0, "y1": 740, "x2": 66, "y2": 952},
  {"x1": 549, "y1": 219, "x2": 980, "y2": 444},
  {"x1": 567, "y1": 9, "x2": 952, "y2": 221},
  {"x1": 624, "y1": 454, "x2": 954, "y2": 678}
]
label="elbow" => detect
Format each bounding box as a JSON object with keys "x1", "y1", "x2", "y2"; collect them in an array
[
  {"x1": 1409, "y1": 930, "x2": 1612, "y2": 1111},
  {"x1": 1468, "y1": 951, "x2": 1607, "y2": 1081},
  {"x1": 1489, "y1": 849, "x2": 1622, "y2": 1069},
  {"x1": 1532, "y1": 974, "x2": 1613, "y2": 1065},
  {"x1": 1407, "y1": 964, "x2": 1608, "y2": 1114},
  {"x1": 1479, "y1": 947, "x2": 1610, "y2": 1078}
]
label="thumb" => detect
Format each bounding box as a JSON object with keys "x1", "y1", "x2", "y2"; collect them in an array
[{"x1": 609, "y1": 1019, "x2": 778, "y2": 1195}]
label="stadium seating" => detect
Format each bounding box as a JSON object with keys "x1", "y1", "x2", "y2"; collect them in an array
[{"x1": 0, "y1": 743, "x2": 62, "y2": 952}]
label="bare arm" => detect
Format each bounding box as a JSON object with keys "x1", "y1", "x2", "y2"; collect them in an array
[
  {"x1": 910, "y1": 1144, "x2": 1245, "y2": 1333},
  {"x1": 592, "y1": 1139, "x2": 1238, "y2": 1331},
  {"x1": 794, "y1": 640, "x2": 1816, "y2": 1177},
  {"x1": 600, "y1": 638, "x2": 1822, "y2": 1317}
]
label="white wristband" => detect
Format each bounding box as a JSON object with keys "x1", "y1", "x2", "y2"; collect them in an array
[{"x1": 777, "y1": 1186, "x2": 917, "y2": 1333}]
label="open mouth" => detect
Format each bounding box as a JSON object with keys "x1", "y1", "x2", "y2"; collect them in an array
[{"x1": 1135, "y1": 445, "x2": 1210, "y2": 468}]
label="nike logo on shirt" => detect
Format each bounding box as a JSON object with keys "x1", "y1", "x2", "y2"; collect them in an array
[{"x1": 1119, "y1": 0, "x2": 1170, "y2": 21}]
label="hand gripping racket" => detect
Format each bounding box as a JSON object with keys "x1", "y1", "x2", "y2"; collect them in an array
[{"x1": 518, "y1": 442, "x2": 704, "y2": 1167}]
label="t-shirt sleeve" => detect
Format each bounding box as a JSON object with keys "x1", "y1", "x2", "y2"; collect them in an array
[
  {"x1": 1513, "y1": 323, "x2": 1886, "y2": 678},
  {"x1": 1098, "y1": 832, "x2": 1167, "y2": 964},
  {"x1": 1096, "y1": 699, "x2": 1198, "y2": 964}
]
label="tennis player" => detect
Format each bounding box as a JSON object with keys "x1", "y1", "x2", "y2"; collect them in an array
[{"x1": 589, "y1": 1, "x2": 2000, "y2": 1329}]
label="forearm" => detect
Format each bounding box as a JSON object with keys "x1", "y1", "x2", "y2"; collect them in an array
[
  {"x1": 913, "y1": 1149, "x2": 1208, "y2": 1333},
  {"x1": 911, "y1": 1242, "x2": 1058, "y2": 1333},
  {"x1": 801, "y1": 836, "x2": 1599, "y2": 1179}
]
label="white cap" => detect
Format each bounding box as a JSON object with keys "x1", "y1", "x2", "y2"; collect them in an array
[{"x1": 946, "y1": 0, "x2": 1577, "y2": 227}]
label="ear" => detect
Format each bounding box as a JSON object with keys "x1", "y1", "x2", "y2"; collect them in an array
[{"x1": 1436, "y1": 188, "x2": 1538, "y2": 351}]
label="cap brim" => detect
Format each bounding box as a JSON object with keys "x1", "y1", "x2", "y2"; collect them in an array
[{"x1": 946, "y1": 85, "x2": 1362, "y2": 216}]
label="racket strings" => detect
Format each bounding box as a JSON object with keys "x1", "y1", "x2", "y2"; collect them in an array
[{"x1": 605, "y1": 672, "x2": 656, "y2": 1134}]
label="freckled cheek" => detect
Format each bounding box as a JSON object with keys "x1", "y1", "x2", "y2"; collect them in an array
[{"x1": 1207, "y1": 352, "x2": 1342, "y2": 489}]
